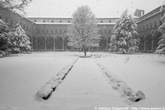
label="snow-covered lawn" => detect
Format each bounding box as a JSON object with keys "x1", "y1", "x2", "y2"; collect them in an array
[
  {"x1": 0, "y1": 52, "x2": 77, "y2": 110},
  {"x1": 95, "y1": 53, "x2": 165, "y2": 107},
  {"x1": 0, "y1": 52, "x2": 165, "y2": 110}
]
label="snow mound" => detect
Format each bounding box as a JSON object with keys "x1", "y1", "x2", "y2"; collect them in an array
[
  {"x1": 35, "y1": 58, "x2": 79, "y2": 100},
  {"x1": 36, "y1": 83, "x2": 53, "y2": 100}
]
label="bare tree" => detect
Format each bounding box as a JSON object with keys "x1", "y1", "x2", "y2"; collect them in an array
[{"x1": 69, "y1": 5, "x2": 99, "y2": 56}]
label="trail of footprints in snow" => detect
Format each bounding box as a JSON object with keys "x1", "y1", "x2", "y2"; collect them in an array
[
  {"x1": 35, "y1": 58, "x2": 79, "y2": 100},
  {"x1": 96, "y1": 62, "x2": 146, "y2": 104}
]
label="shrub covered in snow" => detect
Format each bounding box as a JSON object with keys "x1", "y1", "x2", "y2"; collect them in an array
[
  {"x1": 0, "y1": 19, "x2": 9, "y2": 54},
  {"x1": 0, "y1": 19, "x2": 31, "y2": 56},
  {"x1": 156, "y1": 7, "x2": 165, "y2": 54},
  {"x1": 128, "y1": 90, "x2": 146, "y2": 103},
  {"x1": 0, "y1": 50, "x2": 5, "y2": 57},
  {"x1": 36, "y1": 76, "x2": 61, "y2": 100},
  {"x1": 36, "y1": 83, "x2": 53, "y2": 100},
  {"x1": 8, "y1": 24, "x2": 31, "y2": 53},
  {"x1": 36, "y1": 58, "x2": 78, "y2": 100}
]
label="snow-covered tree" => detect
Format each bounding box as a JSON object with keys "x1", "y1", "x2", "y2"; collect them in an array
[
  {"x1": 109, "y1": 34, "x2": 118, "y2": 52},
  {"x1": 0, "y1": 18, "x2": 9, "y2": 51},
  {"x1": 69, "y1": 5, "x2": 99, "y2": 56},
  {"x1": 111, "y1": 10, "x2": 139, "y2": 54},
  {"x1": 9, "y1": 24, "x2": 31, "y2": 53},
  {"x1": 156, "y1": 6, "x2": 165, "y2": 53},
  {"x1": 0, "y1": 0, "x2": 32, "y2": 13}
]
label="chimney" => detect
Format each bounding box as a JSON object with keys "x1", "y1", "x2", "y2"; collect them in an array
[{"x1": 134, "y1": 9, "x2": 145, "y2": 17}]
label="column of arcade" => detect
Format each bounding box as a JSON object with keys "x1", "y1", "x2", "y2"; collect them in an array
[{"x1": 31, "y1": 36, "x2": 67, "y2": 51}]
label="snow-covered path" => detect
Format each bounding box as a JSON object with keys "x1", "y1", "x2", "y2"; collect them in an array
[{"x1": 45, "y1": 58, "x2": 126, "y2": 110}]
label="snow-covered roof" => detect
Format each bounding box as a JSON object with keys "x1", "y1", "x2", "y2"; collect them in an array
[
  {"x1": 28, "y1": 17, "x2": 119, "y2": 25},
  {"x1": 34, "y1": 22, "x2": 71, "y2": 25}
]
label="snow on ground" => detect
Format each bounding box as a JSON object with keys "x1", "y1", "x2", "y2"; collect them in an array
[
  {"x1": 95, "y1": 53, "x2": 165, "y2": 107},
  {"x1": 0, "y1": 52, "x2": 165, "y2": 110},
  {"x1": 0, "y1": 52, "x2": 77, "y2": 110},
  {"x1": 44, "y1": 58, "x2": 126, "y2": 110}
]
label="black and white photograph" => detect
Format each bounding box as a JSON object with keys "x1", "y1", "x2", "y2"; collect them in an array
[{"x1": 0, "y1": 0, "x2": 165, "y2": 110}]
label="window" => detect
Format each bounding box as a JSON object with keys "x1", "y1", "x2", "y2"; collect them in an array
[
  {"x1": 150, "y1": 24, "x2": 152, "y2": 29},
  {"x1": 46, "y1": 30, "x2": 49, "y2": 34},
  {"x1": 55, "y1": 29, "x2": 58, "y2": 34},
  {"x1": 59, "y1": 29, "x2": 62, "y2": 34},
  {"x1": 142, "y1": 25, "x2": 145, "y2": 31},
  {"x1": 159, "y1": 20, "x2": 162, "y2": 26},
  {"x1": 143, "y1": 26, "x2": 145, "y2": 31},
  {"x1": 154, "y1": 21, "x2": 157, "y2": 28},
  {"x1": 146, "y1": 24, "x2": 148, "y2": 30},
  {"x1": 99, "y1": 30, "x2": 103, "y2": 34},
  {"x1": 152, "y1": 23, "x2": 154, "y2": 28},
  {"x1": 100, "y1": 20, "x2": 103, "y2": 23},
  {"x1": 21, "y1": 24, "x2": 24, "y2": 29},
  {"x1": 109, "y1": 30, "x2": 111, "y2": 34},
  {"x1": 10, "y1": 20, "x2": 13, "y2": 26},
  {"x1": 5, "y1": 18, "x2": 8, "y2": 23},
  {"x1": 26, "y1": 26, "x2": 29, "y2": 30},
  {"x1": 38, "y1": 29, "x2": 40, "y2": 34},
  {"x1": 31, "y1": 26, "x2": 33, "y2": 31},
  {"x1": 51, "y1": 30, "x2": 54, "y2": 34}
]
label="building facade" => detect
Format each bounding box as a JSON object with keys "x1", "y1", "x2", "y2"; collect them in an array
[
  {"x1": 0, "y1": 5, "x2": 164, "y2": 52},
  {"x1": 136, "y1": 6, "x2": 164, "y2": 52},
  {"x1": 28, "y1": 17, "x2": 119, "y2": 51}
]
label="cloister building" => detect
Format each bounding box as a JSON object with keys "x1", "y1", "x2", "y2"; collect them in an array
[
  {"x1": 0, "y1": 5, "x2": 164, "y2": 51},
  {"x1": 29, "y1": 17, "x2": 119, "y2": 51}
]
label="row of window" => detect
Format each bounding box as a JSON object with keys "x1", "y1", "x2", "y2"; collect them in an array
[
  {"x1": 34, "y1": 19, "x2": 71, "y2": 23},
  {"x1": 138, "y1": 20, "x2": 161, "y2": 32},
  {"x1": 33, "y1": 19, "x2": 112, "y2": 23},
  {"x1": 37, "y1": 29, "x2": 67, "y2": 34},
  {"x1": 99, "y1": 20, "x2": 112, "y2": 23},
  {"x1": 36, "y1": 28, "x2": 112, "y2": 36},
  {"x1": 99, "y1": 29, "x2": 112, "y2": 35}
]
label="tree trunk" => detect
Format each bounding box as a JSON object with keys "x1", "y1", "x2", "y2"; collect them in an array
[
  {"x1": 82, "y1": 45, "x2": 87, "y2": 56},
  {"x1": 83, "y1": 48, "x2": 87, "y2": 56}
]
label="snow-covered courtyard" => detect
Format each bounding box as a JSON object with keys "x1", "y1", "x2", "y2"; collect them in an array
[{"x1": 0, "y1": 52, "x2": 165, "y2": 110}]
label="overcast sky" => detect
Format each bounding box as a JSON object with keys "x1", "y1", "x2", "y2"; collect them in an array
[{"x1": 25, "y1": 0, "x2": 164, "y2": 18}]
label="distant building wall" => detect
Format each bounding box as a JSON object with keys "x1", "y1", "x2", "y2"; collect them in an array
[{"x1": 136, "y1": 6, "x2": 164, "y2": 52}]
